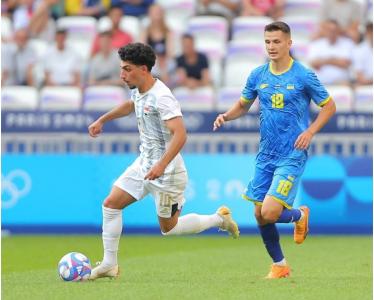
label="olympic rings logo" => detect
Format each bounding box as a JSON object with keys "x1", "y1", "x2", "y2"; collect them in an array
[{"x1": 1, "y1": 170, "x2": 32, "y2": 209}]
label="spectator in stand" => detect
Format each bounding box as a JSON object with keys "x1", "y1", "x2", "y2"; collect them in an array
[
  {"x1": 140, "y1": 3, "x2": 175, "y2": 87},
  {"x1": 196, "y1": 0, "x2": 240, "y2": 20},
  {"x1": 91, "y1": 5, "x2": 133, "y2": 56},
  {"x1": 308, "y1": 19, "x2": 354, "y2": 85},
  {"x1": 111, "y1": 0, "x2": 154, "y2": 18},
  {"x1": 314, "y1": 0, "x2": 363, "y2": 43},
  {"x1": 13, "y1": 0, "x2": 58, "y2": 41},
  {"x1": 65, "y1": 0, "x2": 110, "y2": 18},
  {"x1": 1, "y1": 28, "x2": 37, "y2": 86},
  {"x1": 88, "y1": 31, "x2": 123, "y2": 86},
  {"x1": 44, "y1": 27, "x2": 81, "y2": 87},
  {"x1": 175, "y1": 34, "x2": 211, "y2": 89},
  {"x1": 353, "y1": 22, "x2": 373, "y2": 85},
  {"x1": 2, "y1": 0, "x2": 18, "y2": 17},
  {"x1": 241, "y1": 0, "x2": 285, "y2": 20}
]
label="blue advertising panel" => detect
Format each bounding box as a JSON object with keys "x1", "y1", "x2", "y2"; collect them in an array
[{"x1": 2, "y1": 155, "x2": 372, "y2": 233}]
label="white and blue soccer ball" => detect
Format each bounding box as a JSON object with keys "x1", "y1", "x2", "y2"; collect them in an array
[{"x1": 58, "y1": 252, "x2": 92, "y2": 282}]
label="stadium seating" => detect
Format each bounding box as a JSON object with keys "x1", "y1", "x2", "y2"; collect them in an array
[
  {"x1": 324, "y1": 85, "x2": 354, "y2": 112},
  {"x1": 282, "y1": 16, "x2": 317, "y2": 43},
  {"x1": 231, "y1": 16, "x2": 273, "y2": 43},
  {"x1": 83, "y1": 86, "x2": 127, "y2": 111},
  {"x1": 354, "y1": 86, "x2": 373, "y2": 112},
  {"x1": 56, "y1": 16, "x2": 97, "y2": 61},
  {"x1": 1, "y1": 86, "x2": 39, "y2": 111},
  {"x1": 39, "y1": 86, "x2": 82, "y2": 111},
  {"x1": 188, "y1": 16, "x2": 229, "y2": 53},
  {"x1": 224, "y1": 45, "x2": 259, "y2": 87},
  {"x1": 120, "y1": 16, "x2": 141, "y2": 42},
  {"x1": 173, "y1": 86, "x2": 215, "y2": 111},
  {"x1": 217, "y1": 86, "x2": 259, "y2": 113},
  {"x1": 157, "y1": 0, "x2": 195, "y2": 22},
  {"x1": 284, "y1": 0, "x2": 322, "y2": 18},
  {"x1": 29, "y1": 39, "x2": 49, "y2": 88},
  {"x1": 227, "y1": 40, "x2": 267, "y2": 64},
  {"x1": 1, "y1": 16, "x2": 13, "y2": 41},
  {"x1": 290, "y1": 40, "x2": 310, "y2": 65}
]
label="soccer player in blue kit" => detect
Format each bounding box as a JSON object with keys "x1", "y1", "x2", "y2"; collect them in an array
[{"x1": 213, "y1": 22, "x2": 336, "y2": 278}]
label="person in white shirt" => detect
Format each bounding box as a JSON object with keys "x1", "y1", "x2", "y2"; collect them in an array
[
  {"x1": 87, "y1": 43, "x2": 240, "y2": 280},
  {"x1": 1, "y1": 28, "x2": 36, "y2": 86},
  {"x1": 308, "y1": 19, "x2": 354, "y2": 85},
  {"x1": 44, "y1": 27, "x2": 81, "y2": 87},
  {"x1": 353, "y1": 22, "x2": 373, "y2": 85}
]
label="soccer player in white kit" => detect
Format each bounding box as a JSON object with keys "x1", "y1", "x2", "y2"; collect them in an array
[{"x1": 88, "y1": 43, "x2": 240, "y2": 280}]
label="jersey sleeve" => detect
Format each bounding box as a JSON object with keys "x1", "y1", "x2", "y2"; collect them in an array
[
  {"x1": 305, "y1": 70, "x2": 331, "y2": 107},
  {"x1": 158, "y1": 95, "x2": 183, "y2": 121},
  {"x1": 241, "y1": 70, "x2": 257, "y2": 103}
]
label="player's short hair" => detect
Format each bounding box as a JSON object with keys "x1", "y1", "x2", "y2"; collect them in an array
[
  {"x1": 118, "y1": 43, "x2": 156, "y2": 71},
  {"x1": 265, "y1": 21, "x2": 291, "y2": 36},
  {"x1": 182, "y1": 33, "x2": 194, "y2": 41}
]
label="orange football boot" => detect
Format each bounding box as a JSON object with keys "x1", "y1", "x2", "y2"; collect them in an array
[
  {"x1": 265, "y1": 264, "x2": 291, "y2": 279},
  {"x1": 294, "y1": 206, "x2": 310, "y2": 244}
]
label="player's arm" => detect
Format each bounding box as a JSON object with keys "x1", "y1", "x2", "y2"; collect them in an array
[
  {"x1": 294, "y1": 98, "x2": 336, "y2": 149},
  {"x1": 144, "y1": 116, "x2": 187, "y2": 180},
  {"x1": 88, "y1": 101, "x2": 135, "y2": 137},
  {"x1": 213, "y1": 98, "x2": 254, "y2": 131}
]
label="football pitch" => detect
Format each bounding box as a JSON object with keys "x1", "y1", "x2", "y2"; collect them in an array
[{"x1": 2, "y1": 235, "x2": 372, "y2": 300}]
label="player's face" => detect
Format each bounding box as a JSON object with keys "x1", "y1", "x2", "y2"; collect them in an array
[
  {"x1": 120, "y1": 60, "x2": 147, "y2": 89},
  {"x1": 264, "y1": 30, "x2": 292, "y2": 61}
]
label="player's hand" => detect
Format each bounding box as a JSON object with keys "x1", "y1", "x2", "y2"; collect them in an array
[
  {"x1": 213, "y1": 113, "x2": 227, "y2": 131},
  {"x1": 294, "y1": 130, "x2": 314, "y2": 150},
  {"x1": 88, "y1": 119, "x2": 104, "y2": 138},
  {"x1": 144, "y1": 162, "x2": 166, "y2": 180}
]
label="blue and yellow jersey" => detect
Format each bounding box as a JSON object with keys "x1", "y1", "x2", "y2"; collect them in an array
[{"x1": 241, "y1": 59, "x2": 330, "y2": 158}]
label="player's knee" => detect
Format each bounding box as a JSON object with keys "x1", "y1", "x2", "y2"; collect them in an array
[
  {"x1": 103, "y1": 197, "x2": 120, "y2": 209},
  {"x1": 254, "y1": 210, "x2": 263, "y2": 223}
]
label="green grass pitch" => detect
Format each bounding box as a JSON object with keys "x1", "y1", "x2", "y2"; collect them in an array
[{"x1": 2, "y1": 235, "x2": 372, "y2": 300}]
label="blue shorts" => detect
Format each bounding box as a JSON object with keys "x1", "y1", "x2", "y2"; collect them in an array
[{"x1": 243, "y1": 152, "x2": 307, "y2": 208}]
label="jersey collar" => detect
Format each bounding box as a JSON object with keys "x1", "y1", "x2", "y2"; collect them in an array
[{"x1": 270, "y1": 58, "x2": 294, "y2": 75}]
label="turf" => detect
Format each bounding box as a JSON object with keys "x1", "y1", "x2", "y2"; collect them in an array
[{"x1": 2, "y1": 235, "x2": 372, "y2": 300}]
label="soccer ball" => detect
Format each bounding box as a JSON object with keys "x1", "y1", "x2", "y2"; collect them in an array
[{"x1": 58, "y1": 252, "x2": 92, "y2": 282}]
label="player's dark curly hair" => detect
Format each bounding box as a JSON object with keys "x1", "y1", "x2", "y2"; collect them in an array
[
  {"x1": 118, "y1": 43, "x2": 156, "y2": 71},
  {"x1": 265, "y1": 21, "x2": 291, "y2": 35}
]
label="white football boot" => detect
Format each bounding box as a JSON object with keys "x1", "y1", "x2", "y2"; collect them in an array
[
  {"x1": 89, "y1": 262, "x2": 120, "y2": 280},
  {"x1": 216, "y1": 206, "x2": 240, "y2": 239}
]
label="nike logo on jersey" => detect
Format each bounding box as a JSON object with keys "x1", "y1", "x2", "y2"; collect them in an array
[{"x1": 260, "y1": 83, "x2": 269, "y2": 89}]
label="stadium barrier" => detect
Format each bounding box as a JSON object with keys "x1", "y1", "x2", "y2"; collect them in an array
[{"x1": 2, "y1": 110, "x2": 372, "y2": 156}]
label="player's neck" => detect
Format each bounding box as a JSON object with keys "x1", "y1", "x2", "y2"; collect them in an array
[
  {"x1": 138, "y1": 76, "x2": 157, "y2": 94},
  {"x1": 270, "y1": 56, "x2": 293, "y2": 75}
]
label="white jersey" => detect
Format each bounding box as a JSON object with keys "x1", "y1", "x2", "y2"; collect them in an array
[{"x1": 130, "y1": 79, "x2": 187, "y2": 180}]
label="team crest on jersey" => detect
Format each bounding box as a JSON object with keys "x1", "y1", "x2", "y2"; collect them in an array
[
  {"x1": 260, "y1": 83, "x2": 269, "y2": 89},
  {"x1": 286, "y1": 84, "x2": 295, "y2": 90},
  {"x1": 143, "y1": 105, "x2": 151, "y2": 114}
]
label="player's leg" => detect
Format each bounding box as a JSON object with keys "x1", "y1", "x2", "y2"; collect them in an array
[
  {"x1": 90, "y1": 158, "x2": 145, "y2": 280},
  {"x1": 255, "y1": 199, "x2": 290, "y2": 278},
  {"x1": 90, "y1": 186, "x2": 136, "y2": 280},
  {"x1": 151, "y1": 173, "x2": 239, "y2": 238},
  {"x1": 267, "y1": 158, "x2": 310, "y2": 244},
  {"x1": 158, "y1": 207, "x2": 239, "y2": 238}
]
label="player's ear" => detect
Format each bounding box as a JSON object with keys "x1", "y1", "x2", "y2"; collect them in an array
[{"x1": 288, "y1": 38, "x2": 292, "y2": 48}]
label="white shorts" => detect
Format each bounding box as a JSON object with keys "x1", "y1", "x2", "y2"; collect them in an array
[{"x1": 114, "y1": 157, "x2": 188, "y2": 218}]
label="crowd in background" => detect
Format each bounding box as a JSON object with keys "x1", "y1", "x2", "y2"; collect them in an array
[{"x1": 1, "y1": 0, "x2": 373, "y2": 94}]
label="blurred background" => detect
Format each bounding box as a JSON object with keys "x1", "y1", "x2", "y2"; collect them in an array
[{"x1": 1, "y1": 0, "x2": 373, "y2": 235}]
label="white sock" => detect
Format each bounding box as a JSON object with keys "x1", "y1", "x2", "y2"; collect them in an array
[
  {"x1": 274, "y1": 258, "x2": 287, "y2": 266},
  {"x1": 101, "y1": 205, "x2": 122, "y2": 267},
  {"x1": 299, "y1": 209, "x2": 305, "y2": 221},
  {"x1": 162, "y1": 213, "x2": 223, "y2": 235}
]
